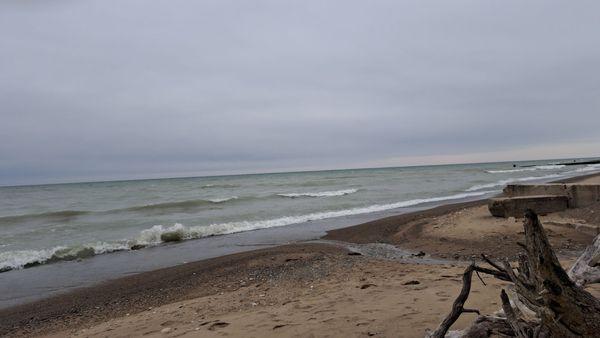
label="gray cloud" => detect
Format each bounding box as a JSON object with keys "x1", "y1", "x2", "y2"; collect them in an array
[{"x1": 1, "y1": 0, "x2": 600, "y2": 185}]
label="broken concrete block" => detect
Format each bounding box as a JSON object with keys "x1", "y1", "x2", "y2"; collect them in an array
[
  {"x1": 503, "y1": 184, "x2": 600, "y2": 208},
  {"x1": 488, "y1": 195, "x2": 569, "y2": 218}
]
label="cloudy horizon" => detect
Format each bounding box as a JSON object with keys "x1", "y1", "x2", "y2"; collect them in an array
[{"x1": 2, "y1": 0, "x2": 600, "y2": 186}]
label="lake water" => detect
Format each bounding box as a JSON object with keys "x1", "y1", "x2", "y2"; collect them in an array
[{"x1": 1, "y1": 159, "x2": 599, "y2": 307}]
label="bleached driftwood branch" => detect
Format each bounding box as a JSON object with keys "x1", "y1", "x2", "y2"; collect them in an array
[{"x1": 568, "y1": 234, "x2": 600, "y2": 287}]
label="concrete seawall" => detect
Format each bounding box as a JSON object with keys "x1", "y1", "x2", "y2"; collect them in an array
[
  {"x1": 489, "y1": 195, "x2": 569, "y2": 218},
  {"x1": 504, "y1": 183, "x2": 600, "y2": 208}
]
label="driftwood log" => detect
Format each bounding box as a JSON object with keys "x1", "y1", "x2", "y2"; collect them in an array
[
  {"x1": 428, "y1": 210, "x2": 600, "y2": 338},
  {"x1": 568, "y1": 233, "x2": 600, "y2": 287}
]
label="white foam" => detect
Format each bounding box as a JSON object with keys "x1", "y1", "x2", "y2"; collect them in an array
[
  {"x1": 89, "y1": 242, "x2": 130, "y2": 254},
  {"x1": 0, "y1": 248, "x2": 56, "y2": 271},
  {"x1": 278, "y1": 189, "x2": 358, "y2": 198},
  {"x1": 136, "y1": 190, "x2": 496, "y2": 243},
  {"x1": 486, "y1": 164, "x2": 600, "y2": 174},
  {"x1": 1, "y1": 190, "x2": 498, "y2": 271},
  {"x1": 571, "y1": 164, "x2": 600, "y2": 173},
  {"x1": 535, "y1": 165, "x2": 566, "y2": 170},
  {"x1": 486, "y1": 168, "x2": 537, "y2": 174},
  {"x1": 136, "y1": 223, "x2": 188, "y2": 245},
  {"x1": 466, "y1": 174, "x2": 562, "y2": 191},
  {"x1": 486, "y1": 164, "x2": 565, "y2": 174},
  {"x1": 208, "y1": 196, "x2": 238, "y2": 203},
  {"x1": 0, "y1": 242, "x2": 129, "y2": 271}
]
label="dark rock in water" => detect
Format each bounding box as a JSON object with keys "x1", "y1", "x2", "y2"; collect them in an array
[
  {"x1": 413, "y1": 251, "x2": 426, "y2": 257},
  {"x1": 360, "y1": 283, "x2": 376, "y2": 289},
  {"x1": 348, "y1": 251, "x2": 362, "y2": 256},
  {"x1": 130, "y1": 244, "x2": 146, "y2": 250},
  {"x1": 403, "y1": 280, "x2": 420, "y2": 285},
  {"x1": 161, "y1": 232, "x2": 183, "y2": 243}
]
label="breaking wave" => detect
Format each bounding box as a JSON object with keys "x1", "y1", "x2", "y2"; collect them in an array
[
  {"x1": 570, "y1": 164, "x2": 600, "y2": 173},
  {"x1": 486, "y1": 165, "x2": 565, "y2": 174},
  {"x1": 133, "y1": 190, "x2": 496, "y2": 245},
  {"x1": 0, "y1": 190, "x2": 495, "y2": 272},
  {"x1": 123, "y1": 197, "x2": 241, "y2": 213},
  {"x1": 278, "y1": 189, "x2": 358, "y2": 198},
  {"x1": 0, "y1": 197, "x2": 242, "y2": 225},
  {"x1": 466, "y1": 174, "x2": 562, "y2": 191},
  {"x1": 208, "y1": 196, "x2": 239, "y2": 203},
  {"x1": 0, "y1": 242, "x2": 129, "y2": 273},
  {"x1": 201, "y1": 184, "x2": 239, "y2": 189}
]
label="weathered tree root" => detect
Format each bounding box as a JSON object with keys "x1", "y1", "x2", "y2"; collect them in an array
[
  {"x1": 568, "y1": 233, "x2": 600, "y2": 287},
  {"x1": 428, "y1": 210, "x2": 600, "y2": 338},
  {"x1": 428, "y1": 264, "x2": 480, "y2": 338}
]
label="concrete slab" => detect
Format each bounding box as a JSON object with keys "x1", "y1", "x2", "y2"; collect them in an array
[
  {"x1": 503, "y1": 184, "x2": 600, "y2": 208},
  {"x1": 488, "y1": 195, "x2": 569, "y2": 218}
]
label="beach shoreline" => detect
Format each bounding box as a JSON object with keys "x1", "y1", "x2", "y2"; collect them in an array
[{"x1": 2, "y1": 172, "x2": 600, "y2": 337}]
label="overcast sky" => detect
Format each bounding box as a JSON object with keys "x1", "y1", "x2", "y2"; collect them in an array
[{"x1": 1, "y1": 1, "x2": 599, "y2": 185}]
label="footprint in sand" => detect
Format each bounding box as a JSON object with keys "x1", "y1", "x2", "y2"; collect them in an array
[
  {"x1": 207, "y1": 321, "x2": 230, "y2": 331},
  {"x1": 160, "y1": 320, "x2": 179, "y2": 327}
]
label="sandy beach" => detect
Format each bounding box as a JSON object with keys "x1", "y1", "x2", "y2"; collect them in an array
[
  {"x1": 2, "y1": 173, "x2": 600, "y2": 338},
  {"x1": 4, "y1": 1, "x2": 600, "y2": 336}
]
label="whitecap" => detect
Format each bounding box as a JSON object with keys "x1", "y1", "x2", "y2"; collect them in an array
[
  {"x1": 535, "y1": 165, "x2": 566, "y2": 170},
  {"x1": 277, "y1": 189, "x2": 358, "y2": 198},
  {"x1": 0, "y1": 241, "x2": 129, "y2": 271},
  {"x1": 486, "y1": 164, "x2": 565, "y2": 174},
  {"x1": 466, "y1": 174, "x2": 562, "y2": 192},
  {"x1": 134, "y1": 190, "x2": 497, "y2": 244},
  {"x1": 571, "y1": 164, "x2": 600, "y2": 173},
  {"x1": 208, "y1": 196, "x2": 238, "y2": 203},
  {"x1": 2, "y1": 190, "x2": 498, "y2": 271}
]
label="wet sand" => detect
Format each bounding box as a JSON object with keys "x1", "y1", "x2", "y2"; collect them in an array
[{"x1": 2, "y1": 173, "x2": 600, "y2": 337}]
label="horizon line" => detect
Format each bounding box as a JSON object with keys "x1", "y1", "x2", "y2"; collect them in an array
[{"x1": 2, "y1": 155, "x2": 598, "y2": 189}]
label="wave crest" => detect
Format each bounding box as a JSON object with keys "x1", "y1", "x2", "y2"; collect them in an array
[
  {"x1": 208, "y1": 196, "x2": 238, "y2": 203},
  {"x1": 121, "y1": 197, "x2": 240, "y2": 213},
  {"x1": 0, "y1": 197, "x2": 242, "y2": 223},
  {"x1": 201, "y1": 184, "x2": 239, "y2": 189},
  {"x1": 467, "y1": 174, "x2": 561, "y2": 191},
  {"x1": 133, "y1": 190, "x2": 496, "y2": 245},
  {"x1": 571, "y1": 164, "x2": 600, "y2": 173},
  {"x1": 277, "y1": 189, "x2": 358, "y2": 198},
  {"x1": 0, "y1": 242, "x2": 128, "y2": 272},
  {"x1": 486, "y1": 164, "x2": 565, "y2": 174},
  {"x1": 0, "y1": 189, "x2": 497, "y2": 272}
]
